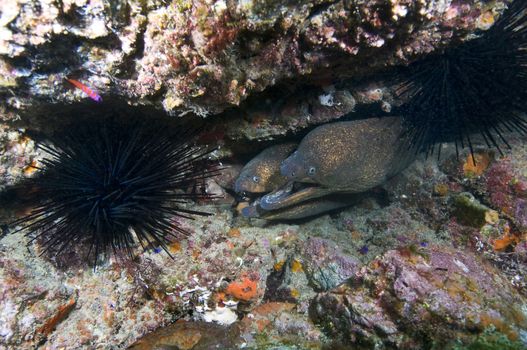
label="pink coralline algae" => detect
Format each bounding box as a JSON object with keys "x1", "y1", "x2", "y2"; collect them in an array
[
  {"x1": 301, "y1": 237, "x2": 361, "y2": 292},
  {"x1": 515, "y1": 199, "x2": 527, "y2": 229},
  {"x1": 484, "y1": 157, "x2": 527, "y2": 230},
  {"x1": 310, "y1": 246, "x2": 527, "y2": 349}
]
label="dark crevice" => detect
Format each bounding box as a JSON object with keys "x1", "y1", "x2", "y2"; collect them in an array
[
  {"x1": 15, "y1": 98, "x2": 198, "y2": 139},
  {"x1": 113, "y1": 6, "x2": 149, "y2": 79},
  {"x1": 106, "y1": 1, "x2": 132, "y2": 29},
  {"x1": 306, "y1": 0, "x2": 340, "y2": 20},
  {"x1": 25, "y1": 35, "x2": 84, "y2": 74}
]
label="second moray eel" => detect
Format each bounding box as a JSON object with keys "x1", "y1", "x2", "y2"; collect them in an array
[
  {"x1": 241, "y1": 194, "x2": 360, "y2": 220},
  {"x1": 234, "y1": 143, "x2": 297, "y2": 194},
  {"x1": 260, "y1": 116, "x2": 414, "y2": 210}
]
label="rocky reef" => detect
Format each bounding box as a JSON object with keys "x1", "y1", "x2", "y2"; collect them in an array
[
  {"x1": 2, "y1": 135, "x2": 526, "y2": 349},
  {"x1": 311, "y1": 246, "x2": 527, "y2": 349},
  {"x1": 1, "y1": 0, "x2": 527, "y2": 349},
  {"x1": 0, "y1": 0, "x2": 513, "y2": 133}
]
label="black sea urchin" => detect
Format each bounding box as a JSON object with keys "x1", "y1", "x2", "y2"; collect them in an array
[
  {"x1": 393, "y1": 0, "x2": 527, "y2": 158},
  {"x1": 8, "y1": 118, "x2": 217, "y2": 265}
]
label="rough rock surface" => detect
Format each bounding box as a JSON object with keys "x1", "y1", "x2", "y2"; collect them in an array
[
  {"x1": 1, "y1": 0, "x2": 527, "y2": 349},
  {"x1": 2, "y1": 134, "x2": 526, "y2": 349},
  {"x1": 310, "y1": 246, "x2": 527, "y2": 349},
  {"x1": 301, "y1": 237, "x2": 361, "y2": 292},
  {"x1": 0, "y1": 1, "x2": 512, "y2": 124}
]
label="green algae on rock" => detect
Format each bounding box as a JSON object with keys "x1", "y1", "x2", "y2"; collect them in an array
[{"x1": 452, "y1": 192, "x2": 499, "y2": 228}]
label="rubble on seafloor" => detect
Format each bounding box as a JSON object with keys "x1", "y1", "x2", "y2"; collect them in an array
[{"x1": 0, "y1": 0, "x2": 527, "y2": 349}]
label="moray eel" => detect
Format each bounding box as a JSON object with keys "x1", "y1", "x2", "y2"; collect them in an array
[
  {"x1": 260, "y1": 116, "x2": 414, "y2": 210},
  {"x1": 235, "y1": 142, "x2": 355, "y2": 220},
  {"x1": 234, "y1": 143, "x2": 297, "y2": 194}
]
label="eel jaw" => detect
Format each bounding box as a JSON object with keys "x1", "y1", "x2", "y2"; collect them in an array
[
  {"x1": 241, "y1": 200, "x2": 262, "y2": 218},
  {"x1": 260, "y1": 182, "x2": 334, "y2": 210},
  {"x1": 259, "y1": 181, "x2": 295, "y2": 210}
]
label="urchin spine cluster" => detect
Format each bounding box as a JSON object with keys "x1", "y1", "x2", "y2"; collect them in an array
[
  {"x1": 394, "y1": 0, "x2": 527, "y2": 158},
  {"x1": 9, "y1": 118, "x2": 217, "y2": 265}
]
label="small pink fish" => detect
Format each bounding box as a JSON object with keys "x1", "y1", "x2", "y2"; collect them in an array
[{"x1": 65, "y1": 78, "x2": 102, "y2": 102}]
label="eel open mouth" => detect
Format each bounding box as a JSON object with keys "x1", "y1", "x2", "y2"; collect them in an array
[
  {"x1": 258, "y1": 181, "x2": 295, "y2": 210},
  {"x1": 259, "y1": 182, "x2": 333, "y2": 210}
]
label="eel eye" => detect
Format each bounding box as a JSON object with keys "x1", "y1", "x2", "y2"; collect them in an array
[
  {"x1": 308, "y1": 166, "x2": 316, "y2": 176},
  {"x1": 252, "y1": 176, "x2": 260, "y2": 183}
]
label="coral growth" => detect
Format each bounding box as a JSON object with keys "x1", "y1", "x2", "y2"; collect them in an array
[{"x1": 225, "y1": 273, "x2": 259, "y2": 301}]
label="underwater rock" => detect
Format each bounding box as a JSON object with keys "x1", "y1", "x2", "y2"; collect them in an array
[
  {"x1": 204, "y1": 163, "x2": 243, "y2": 205},
  {"x1": 0, "y1": 204, "x2": 276, "y2": 348},
  {"x1": 224, "y1": 86, "x2": 359, "y2": 142},
  {"x1": 452, "y1": 192, "x2": 499, "y2": 228},
  {"x1": 2, "y1": 1, "x2": 527, "y2": 349},
  {"x1": 0, "y1": 126, "x2": 38, "y2": 191},
  {"x1": 310, "y1": 246, "x2": 527, "y2": 349},
  {"x1": 300, "y1": 237, "x2": 361, "y2": 292},
  {"x1": 483, "y1": 152, "x2": 527, "y2": 232},
  {"x1": 0, "y1": 0, "x2": 509, "y2": 121},
  {"x1": 236, "y1": 301, "x2": 324, "y2": 348},
  {"x1": 2, "y1": 134, "x2": 526, "y2": 348},
  {"x1": 129, "y1": 321, "x2": 240, "y2": 350},
  {"x1": 130, "y1": 302, "x2": 324, "y2": 349},
  {"x1": 428, "y1": 141, "x2": 527, "y2": 251}
]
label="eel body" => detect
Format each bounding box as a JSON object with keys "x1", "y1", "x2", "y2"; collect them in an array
[{"x1": 261, "y1": 116, "x2": 414, "y2": 210}]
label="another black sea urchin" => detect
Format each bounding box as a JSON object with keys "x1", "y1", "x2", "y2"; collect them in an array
[
  {"x1": 393, "y1": 0, "x2": 527, "y2": 159},
  {"x1": 6, "y1": 117, "x2": 217, "y2": 266}
]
